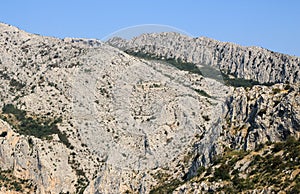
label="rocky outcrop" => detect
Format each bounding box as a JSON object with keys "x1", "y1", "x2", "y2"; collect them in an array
[
  {"x1": 63, "y1": 37, "x2": 103, "y2": 47},
  {"x1": 222, "y1": 83, "x2": 300, "y2": 151},
  {"x1": 107, "y1": 32, "x2": 300, "y2": 84},
  {"x1": 108, "y1": 31, "x2": 300, "y2": 149},
  {"x1": 108, "y1": 32, "x2": 300, "y2": 193},
  {"x1": 0, "y1": 23, "x2": 299, "y2": 193},
  {"x1": 0, "y1": 23, "x2": 230, "y2": 193},
  {"x1": 173, "y1": 135, "x2": 300, "y2": 193},
  {"x1": 0, "y1": 120, "x2": 76, "y2": 193}
]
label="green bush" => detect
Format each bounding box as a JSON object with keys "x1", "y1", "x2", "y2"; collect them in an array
[
  {"x1": 166, "y1": 58, "x2": 202, "y2": 75},
  {"x1": 213, "y1": 164, "x2": 230, "y2": 180},
  {"x1": 125, "y1": 49, "x2": 203, "y2": 75},
  {"x1": 2, "y1": 104, "x2": 26, "y2": 120},
  {"x1": 149, "y1": 179, "x2": 182, "y2": 194},
  {"x1": 0, "y1": 131, "x2": 7, "y2": 137},
  {"x1": 125, "y1": 49, "x2": 273, "y2": 88},
  {"x1": 9, "y1": 78, "x2": 26, "y2": 90},
  {"x1": 194, "y1": 89, "x2": 212, "y2": 98},
  {"x1": 1, "y1": 104, "x2": 70, "y2": 147},
  {"x1": 272, "y1": 142, "x2": 284, "y2": 153},
  {"x1": 272, "y1": 88, "x2": 281, "y2": 94},
  {"x1": 12, "y1": 181, "x2": 22, "y2": 191},
  {"x1": 197, "y1": 166, "x2": 206, "y2": 175},
  {"x1": 221, "y1": 72, "x2": 261, "y2": 88}
]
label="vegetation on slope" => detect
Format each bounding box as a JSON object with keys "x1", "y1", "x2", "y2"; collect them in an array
[
  {"x1": 150, "y1": 136, "x2": 300, "y2": 193},
  {"x1": 124, "y1": 49, "x2": 271, "y2": 88},
  {"x1": 207, "y1": 137, "x2": 300, "y2": 193},
  {"x1": 0, "y1": 104, "x2": 71, "y2": 148},
  {"x1": 0, "y1": 168, "x2": 36, "y2": 193}
]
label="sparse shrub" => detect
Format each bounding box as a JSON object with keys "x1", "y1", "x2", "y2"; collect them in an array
[
  {"x1": 0, "y1": 131, "x2": 7, "y2": 137},
  {"x1": 2, "y1": 104, "x2": 26, "y2": 120},
  {"x1": 1, "y1": 104, "x2": 71, "y2": 147},
  {"x1": 197, "y1": 166, "x2": 205, "y2": 175},
  {"x1": 12, "y1": 181, "x2": 22, "y2": 191},
  {"x1": 213, "y1": 164, "x2": 230, "y2": 180},
  {"x1": 9, "y1": 78, "x2": 26, "y2": 90},
  {"x1": 125, "y1": 49, "x2": 273, "y2": 88},
  {"x1": 272, "y1": 142, "x2": 284, "y2": 153},
  {"x1": 194, "y1": 89, "x2": 212, "y2": 98},
  {"x1": 149, "y1": 179, "x2": 182, "y2": 194},
  {"x1": 272, "y1": 88, "x2": 281, "y2": 94},
  {"x1": 205, "y1": 167, "x2": 212, "y2": 176}
]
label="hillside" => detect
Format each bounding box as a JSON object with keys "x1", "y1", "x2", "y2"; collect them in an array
[{"x1": 0, "y1": 23, "x2": 299, "y2": 193}]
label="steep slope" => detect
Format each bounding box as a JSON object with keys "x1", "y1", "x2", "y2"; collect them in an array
[
  {"x1": 108, "y1": 33, "x2": 300, "y2": 193},
  {"x1": 0, "y1": 23, "x2": 299, "y2": 193},
  {"x1": 0, "y1": 23, "x2": 230, "y2": 193},
  {"x1": 172, "y1": 136, "x2": 300, "y2": 193},
  {"x1": 108, "y1": 32, "x2": 300, "y2": 84},
  {"x1": 108, "y1": 33, "x2": 300, "y2": 144},
  {"x1": 0, "y1": 22, "x2": 97, "y2": 193},
  {"x1": 222, "y1": 83, "x2": 300, "y2": 150}
]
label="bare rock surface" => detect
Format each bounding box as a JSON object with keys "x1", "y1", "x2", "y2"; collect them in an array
[
  {"x1": 107, "y1": 32, "x2": 300, "y2": 84},
  {"x1": 0, "y1": 23, "x2": 299, "y2": 193},
  {"x1": 0, "y1": 23, "x2": 230, "y2": 193},
  {"x1": 222, "y1": 83, "x2": 300, "y2": 150}
]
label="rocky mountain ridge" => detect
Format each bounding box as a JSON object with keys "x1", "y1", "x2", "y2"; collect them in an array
[
  {"x1": 107, "y1": 32, "x2": 300, "y2": 84},
  {"x1": 0, "y1": 23, "x2": 299, "y2": 193}
]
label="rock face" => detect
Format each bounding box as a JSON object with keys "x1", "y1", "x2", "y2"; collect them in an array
[
  {"x1": 0, "y1": 120, "x2": 75, "y2": 193},
  {"x1": 107, "y1": 32, "x2": 300, "y2": 84},
  {"x1": 222, "y1": 83, "x2": 300, "y2": 151},
  {"x1": 0, "y1": 23, "x2": 299, "y2": 193}
]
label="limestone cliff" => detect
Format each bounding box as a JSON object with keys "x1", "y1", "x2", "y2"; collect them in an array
[
  {"x1": 108, "y1": 32, "x2": 300, "y2": 84},
  {"x1": 0, "y1": 23, "x2": 299, "y2": 193}
]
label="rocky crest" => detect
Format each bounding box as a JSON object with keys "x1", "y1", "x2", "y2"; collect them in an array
[
  {"x1": 108, "y1": 32, "x2": 300, "y2": 84},
  {"x1": 0, "y1": 23, "x2": 299, "y2": 193}
]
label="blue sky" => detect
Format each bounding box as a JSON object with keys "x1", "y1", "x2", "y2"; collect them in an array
[{"x1": 1, "y1": 0, "x2": 300, "y2": 56}]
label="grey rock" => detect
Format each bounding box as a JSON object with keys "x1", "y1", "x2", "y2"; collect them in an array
[
  {"x1": 222, "y1": 83, "x2": 300, "y2": 150},
  {"x1": 107, "y1": 32, "x2": 300, "y2": 84},
  {"x1": 0, "y1": 23, "x2": 229, "y2": 193},
  {"x1": 0, "y1": 23, "x2": 299, "y2": 193}
]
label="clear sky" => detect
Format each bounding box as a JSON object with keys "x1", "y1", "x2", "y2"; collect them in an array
[{"x1": 1, "y1": 0, "x2": 300, "y2": 56}]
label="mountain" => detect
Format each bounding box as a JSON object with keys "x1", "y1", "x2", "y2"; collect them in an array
[
  {"x1": 0, "y1": 23, "x2": 299, "y2": 193},
  {"x1": 107, "y1": 32, "x2": 300, "y2": 84}
]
